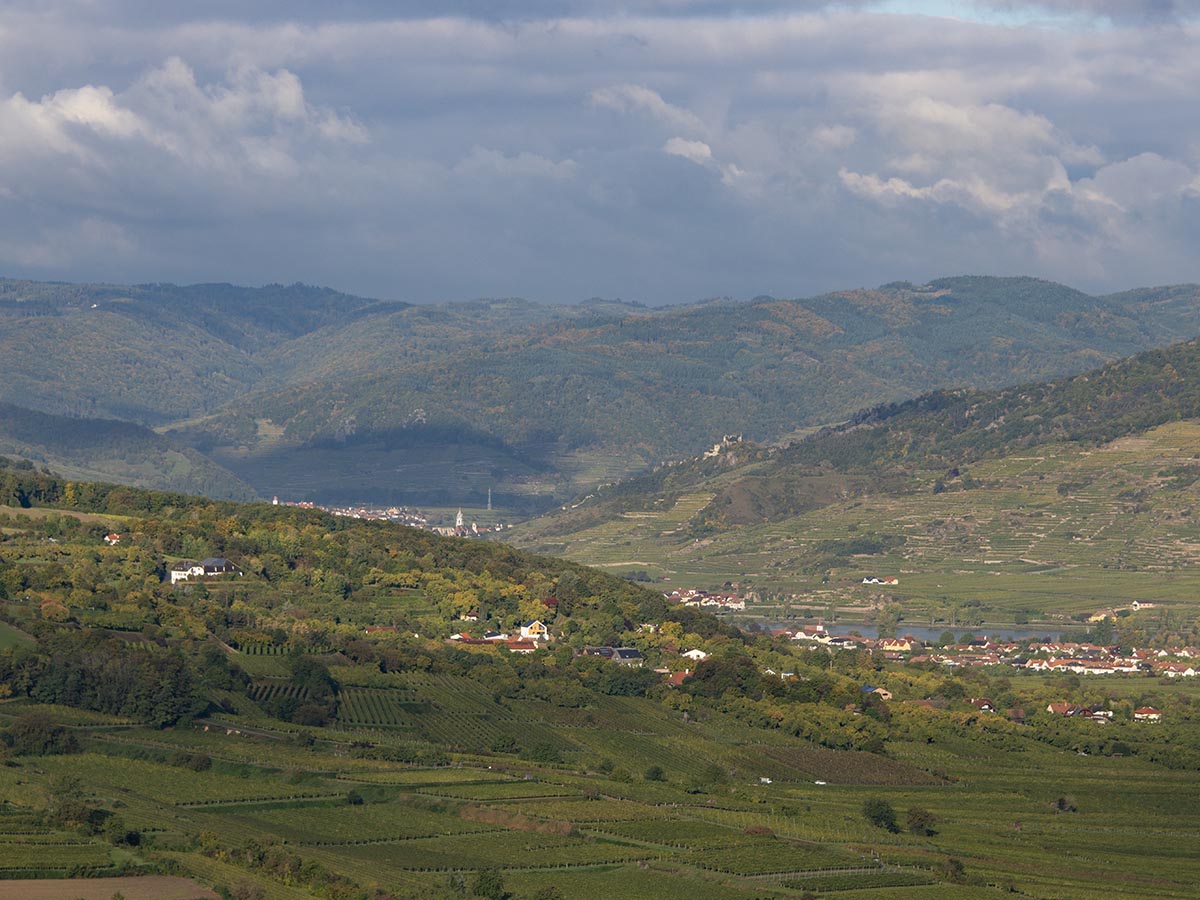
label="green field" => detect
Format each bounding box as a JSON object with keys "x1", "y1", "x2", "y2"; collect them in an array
[{"x1": 6, "y1": 665, "x2": 1200, "y2": 900}]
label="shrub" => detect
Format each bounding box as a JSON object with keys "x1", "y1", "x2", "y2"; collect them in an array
[
  {"x1": 907, "y1": 806, "x2": 937, "y2": 836},
  {"x1": 471, "y1": 868, "x2": 509, "y2": 900},
  {"x1": 168, "y1": 750, "x2": 212, "y2": 771},
  {"x1": 862, "y1": 797, "x2": 899, "y2": 832},
  {"x1": 5, "y1": 712, "x2": 78, "y2": 756}
]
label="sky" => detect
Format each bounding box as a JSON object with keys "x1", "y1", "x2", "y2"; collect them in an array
[{"x1": 0, "y1": 1, "x2": 1197, "y2": 304}]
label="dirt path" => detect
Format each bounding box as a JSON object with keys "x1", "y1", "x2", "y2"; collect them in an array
[{"x1": 0, "y1": 875, "x2": 219, "y2": 899}]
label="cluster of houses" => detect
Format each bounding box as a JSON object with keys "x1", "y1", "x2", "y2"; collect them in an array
[
  {"x1": 1043, "y1": 703, "x2": 1162, "y2": 723},
  {"x1": 579, "y1": 646, "x2": 646, "y2": 665},
  {"x1": 861, "y1": 576, "x2": 900, "y2": 586},
  {"x1": 273, "y1": 497, "x2": 430, "y2": 527},
  {"x1": 768, "y1": 624, "x2": 1200, "y2": 682},
  {"x1": 447, "y1": 619, "x2": 552, "y2": 654},
  {"x1": 271, "y1": 497, "x2": 509, "y2": 535},
  {"x1": 664, "y1": 588, "x2": 746, "y2": 611},
  {"x1": 433, "y1": 510, "x2": 507, "y2": 538},
  {"x1": 444, "y1": 626, "x2": 650, "y2": 666},
  {"x1": 770, "y1": 623, "x2": 916, "y2": 655},
  {"x1": 926, "y1": 639, "x2": 1200, "y2": 679}
]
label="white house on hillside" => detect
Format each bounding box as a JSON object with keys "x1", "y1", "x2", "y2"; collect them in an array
[
  {"x1": 169, "y1": 557, "x2": 242, "y2": 585},
  {"x1": 520, "y1": 620, "x2": 550, "y2": 641}
]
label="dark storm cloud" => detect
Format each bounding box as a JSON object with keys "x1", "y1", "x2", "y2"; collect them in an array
[{"x1": 0, "y1": 4, "x2": 1196, "y2": 303}]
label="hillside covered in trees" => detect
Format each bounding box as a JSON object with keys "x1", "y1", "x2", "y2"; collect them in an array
[
  {"x1": 518, "y1": 332, "x2": 1200, "y2": 536},
  {"x1": 5, "y1": 275, "x2": 1200, "y2": 506},
  {"x1": 0, "y1": 404, "x2": 254, "y2": 500}
]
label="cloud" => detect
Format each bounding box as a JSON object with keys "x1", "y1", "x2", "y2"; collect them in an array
[
  {"x1": 662, "y1": 136, "x2": 713, "y2": 164},
  {"x1": 456, "y1": 146, "x2": 578, "y2": 179},
  {"x1": 809, "y1": 124, "x2": 857, "y2": 150},
  {"x1": 590, "y1": 84, "x2": 706, "y2": 134},
  {"x1": 0, "y1": 5, "x2": 1197, "y2": 302}
]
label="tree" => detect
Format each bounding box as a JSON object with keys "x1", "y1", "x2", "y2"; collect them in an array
[
  {"x1": 644, "y1": 765, "x2": 665, "y2": 782},
  {"x1": 230, "y1": 882, "x2": 266, "y2": 900},
  {"x1": 941, "y1": 857, "x2": 966, "y2": 883},
  {"x1": 874, "y1": 604, "x2": 902, "y2": 640},
  {"x1": 104, "y1": 815, "x2": 141, "y2": 846},
  {"x1": 907, "y1": 806, "x2": 937, "y2": 836},
  {"x1": 862, "y1": 798, "x2": 899, "y2": 832},
  {"x1": 5, "y1": 712, "x2": 78, "y2": 756},
  {"x1": 471, "y1": 868, "x2": 508, "y2": 900}
]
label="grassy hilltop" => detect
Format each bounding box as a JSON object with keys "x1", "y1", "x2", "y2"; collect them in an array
[{"x1": 0, "y1": 465, "x2": 1199, "y2": 898}]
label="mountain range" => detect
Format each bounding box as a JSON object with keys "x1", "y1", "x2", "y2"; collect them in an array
[{"x1": 6, "y1": 274, "x2": 1200, "y2": 508}]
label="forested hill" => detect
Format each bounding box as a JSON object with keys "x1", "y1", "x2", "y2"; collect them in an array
[
  {"x1": 0, "y1": 404, "x2": 254, "y2": 500},
  {"x1": 0, "y1": 462, "x2": 709, "y2": 649},
  {"x1": 779, "y1": 334, "x2": 1200, "y2": 472},
  {"x1": 186, "y1": 277, "x2": 1200, "y2": 460},
  {"x1": 515, "y1": 332, "x2": 1200, "y2": 535},
  {"x1": 0, "y1": 279, "x2": 391, "y2": 423},
  {"x1": 6, "y1": 274, "x2": 1200, "y2": 504}
]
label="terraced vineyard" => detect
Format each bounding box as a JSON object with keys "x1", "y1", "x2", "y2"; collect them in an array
[
  {"x1": 516, "y1": 420, "x2": 1200, "y2": 628},
  {"x1": 3, "y1": 683, "x2": 1200, "y2": 900}
]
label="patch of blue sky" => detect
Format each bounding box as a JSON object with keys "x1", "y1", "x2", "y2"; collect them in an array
[{"x1": 866, "y1": 0, "x2": 1107, "y2": 29}]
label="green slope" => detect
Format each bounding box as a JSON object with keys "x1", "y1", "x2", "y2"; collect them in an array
[
  {"x1": 196, "y1": 276, "x2": 1200, "y2": 457},
  {"x1": 0, "y1": 279, "x2": 389, "y2": 423},
  {"x1": 0, "y1": 403, "x2": 255, "y2": 499}
]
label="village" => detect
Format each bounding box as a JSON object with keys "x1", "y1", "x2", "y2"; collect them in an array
[
  {"x1": 272, "y1": 498, "x2": 510, "y2": 537},
  {"x1": 272, "y1": 497, "x2": 432, "y2": 528},
  {"x1": 158, "y1": 550, "x2": 1181, "y2": 726}
]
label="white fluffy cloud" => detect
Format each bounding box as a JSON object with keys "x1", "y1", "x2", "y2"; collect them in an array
[{"x1": 0, "y1": 5, "x2": 1197, "y2": 301}]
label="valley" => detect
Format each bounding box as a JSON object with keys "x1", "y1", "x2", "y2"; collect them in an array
[{"x1": 7, "y1": 276, "x2": 1200, "y2": 898}]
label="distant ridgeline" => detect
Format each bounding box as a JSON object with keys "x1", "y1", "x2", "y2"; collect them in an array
[{"x1": 4, "y1": 275, "x2": 1200, "y2": 506}]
